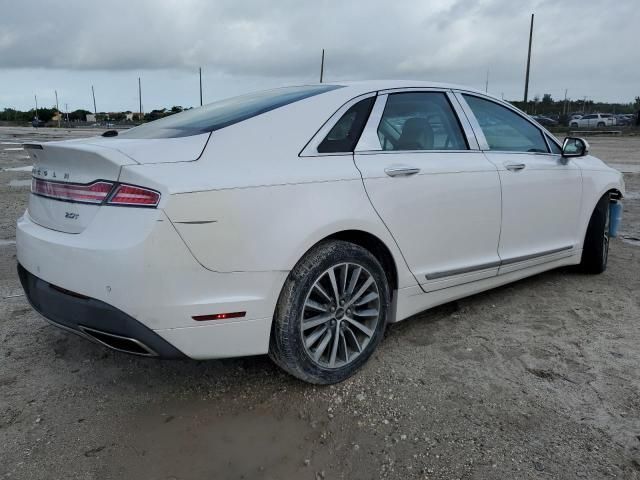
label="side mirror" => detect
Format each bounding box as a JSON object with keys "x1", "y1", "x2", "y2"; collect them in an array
[{"x1": 562, "y1": 137, "x2": 589, "y2": 157}]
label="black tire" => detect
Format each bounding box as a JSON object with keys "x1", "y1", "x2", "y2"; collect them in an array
[
  {"x1": 597, "y1": 122, "x2": 605, "y2": 128},
  {"x1": 269, "y1": 240, "x2": 391, "y2": 384},
  {"x1": 580, "y1": 195, "x2": 610, "y2": 274},
  {"x1": 570, "y1": 122, "x2": 578, "y2": 128}
]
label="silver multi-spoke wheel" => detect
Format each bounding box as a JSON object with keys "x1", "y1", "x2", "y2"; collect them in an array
[{"x1": 301, "y1": 262, "x2": 381, "y2": 369}]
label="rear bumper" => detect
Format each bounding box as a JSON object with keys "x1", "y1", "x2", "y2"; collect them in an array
[
  {"x1": 18, "y1": 263, "x2": 186, "y2": 358},
  {"x1": 16, "y1": 208, "x2": 288, "y2": 359}
]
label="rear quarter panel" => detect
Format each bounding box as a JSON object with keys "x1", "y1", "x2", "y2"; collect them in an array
[{"x1": 119, "y1": 89, "x2": 417, "y2": 288}]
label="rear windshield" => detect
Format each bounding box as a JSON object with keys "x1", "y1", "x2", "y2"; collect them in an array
[{"x1": 119, "y1": 85, "x2": 343, "y2": 139}]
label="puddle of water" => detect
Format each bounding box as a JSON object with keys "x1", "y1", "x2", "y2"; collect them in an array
[
  {"x1": 8, "y1": 179, "x2": 31, "y2": 187},
  {"x1": 607, "y1": 163, "x2": 640, "y2": 174},
  {"x1": 0, "y1": 239, "x2": 16, "y2": 247},
  {"x1": 622, "y1": 191, "x2": 640, "y2": 200},
  {"x1": 4, "y1": 165, "x2": 33, "y2": 172},
  {"x1": 621, "y1": 237, "x2": 640, "y2": 247}
]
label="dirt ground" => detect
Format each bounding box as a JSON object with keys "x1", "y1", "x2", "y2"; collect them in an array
[{"x1": 1, "y1": 127, "x2": 639, "y2": 480}]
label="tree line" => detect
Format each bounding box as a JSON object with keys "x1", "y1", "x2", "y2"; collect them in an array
[{"x1": 2, "y1": 95, "x2": 639, "y2": 126}]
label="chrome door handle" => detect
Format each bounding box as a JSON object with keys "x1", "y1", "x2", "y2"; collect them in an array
[
  {"x1": 384, "y1": 166, "x2": 421, "y2": 177},
  {"x1": 505, "y1": 163, "x2": 526, "y2": 172}
]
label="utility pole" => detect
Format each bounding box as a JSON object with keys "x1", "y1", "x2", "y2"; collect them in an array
[
  {"x1": 320, "y1": 49, "x2": 325, "y2": 83},
  {"x1": 55, "y1": 90, "x2": 60, "y2": 127},
  {"x1": 34, "y1": 95, "x2": 39, "y2": 120},
  {"x1": 563, "y1": 88, "x2": 568, "y2": 116},
  {"x1": 485, "y1": 69, "x2": 489, "y2": 93},
  {"x1": 138, "y1": 77, "x2": 143, "y2": 120},
  {"x1": 523, "y1": 13, "x2": 534, "y2": 106},
  {"x1": 91, "y1": 85, "x2": 97, "y2": 115},
  {"x1": 65, "y1": 103, "x2": 69, "y2": 123},
  {"x1": 199, "y1": 67, "x2": 203, "y2": 106}
]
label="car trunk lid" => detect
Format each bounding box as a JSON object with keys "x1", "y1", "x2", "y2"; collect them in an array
[{"x1": 26, "y1": 141, "x2": 136, "y2": 234}]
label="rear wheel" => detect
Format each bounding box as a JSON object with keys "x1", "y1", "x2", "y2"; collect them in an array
[
  {"x1": 269, "y1": 240, "x2": 390, "y2": 384},
  {"x1": 570, "y1": 122, "x2": 578, "y2": 128},
  {"x1": 580, "y1": 195, "x2": 610, "y2": 274},
  {"x1": 597, "y1": 122, "x2": 605, "y2": 128}
]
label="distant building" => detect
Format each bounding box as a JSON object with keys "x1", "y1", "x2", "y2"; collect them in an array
[
  {"x1": 125, "y1": 112, "x2": 134, "y2": 121},
  {"x1": 86, "y1": 113, "x2": 97, "y2": 123}
]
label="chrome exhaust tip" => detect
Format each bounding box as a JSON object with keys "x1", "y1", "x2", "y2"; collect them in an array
[{"x1": 78, "y1": 325, "x2": 158, "y2": 357}]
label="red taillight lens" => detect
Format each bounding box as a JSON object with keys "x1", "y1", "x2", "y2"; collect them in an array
[
  {"x1": 31, "y1": 178, "x2": 114, "y2": 204},
  {"x1": 107, "y1": 184, "x2": 160, "y2": 207},
  {"x1": 31, "y1": 178, "x2": 160, "y2": 207}
]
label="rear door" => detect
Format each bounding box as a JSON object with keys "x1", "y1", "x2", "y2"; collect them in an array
[
  {"x1": 457, "y1": 92, "x2": 582, "y2": 270},
  {"x1": 354, "y1": 90, "x2": 502, "y2": 292}
]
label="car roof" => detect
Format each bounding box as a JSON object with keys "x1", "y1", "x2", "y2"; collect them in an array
[{"x1": 320, "y1": 79, "x2": 492, "y2": 98}]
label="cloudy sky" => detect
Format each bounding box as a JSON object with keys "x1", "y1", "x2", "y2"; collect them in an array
[{"x1": 0, "y1": 0, "x2": 636, "y2": 112}]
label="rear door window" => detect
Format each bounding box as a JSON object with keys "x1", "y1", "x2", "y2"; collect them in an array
[
  {"x1": 462, "y1": 95, "x2": 549, "y2": 153},
  {"x1": 376, "y1": 92, "x2": 468, "y2": 151}
]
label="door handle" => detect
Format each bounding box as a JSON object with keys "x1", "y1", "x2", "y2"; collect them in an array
[
  {"x1": 505, "y1": 163, "x2": 526, "y2": 172},
  {"x1": 384, "y1": 166, "x2": 421, "y2": 177}
]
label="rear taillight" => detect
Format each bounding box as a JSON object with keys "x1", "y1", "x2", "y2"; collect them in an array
[
  {"x1": 107, "y1": 184, "x2": 160, "y2": 207},
  {"x1": 32, "y1": 178, "x2": 113, "y2": 204},
  {"x1": 31, "y1": 178, "x2": 160, "y2": 208}
]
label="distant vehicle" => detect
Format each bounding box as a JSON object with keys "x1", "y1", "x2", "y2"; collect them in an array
[
  {"x1": 31, "y1": 118, "x2": 45, "y2": 128},
  {"x1": 532, "y1": 115, "x2": 558, "y2": 127},
  {"x1": 18, "y1": 81, "x2": 625, "y2": 384},
  {"x1": 570, "y1": 113, "x2": 616, "y2": 128},
  {"x1": 615, "y1": 114, "x2": 633, "y2": 126}
]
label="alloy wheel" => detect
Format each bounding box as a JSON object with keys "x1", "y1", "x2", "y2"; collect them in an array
[{"x1": 300, "y1": 262, "x2": 381, "y2": 369}]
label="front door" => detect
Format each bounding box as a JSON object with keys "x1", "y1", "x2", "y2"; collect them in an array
[
  {"x1": 459, "y1": 93, "x2": 582, "y2": 270},
  {"x1": 354, "y1": 91, "x2": 502, "y2": 292}
]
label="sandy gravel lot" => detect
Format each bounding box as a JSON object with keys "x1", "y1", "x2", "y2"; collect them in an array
[{"x1": 1, "y1": 127, "x2": 639, "y2": 479}]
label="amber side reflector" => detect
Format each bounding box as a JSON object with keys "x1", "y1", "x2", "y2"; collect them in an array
[{"x1": 192, "y1": 311, "x2": 246, "y2": 321}]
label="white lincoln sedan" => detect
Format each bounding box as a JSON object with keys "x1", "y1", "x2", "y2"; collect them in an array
[{"x1": 17, "y1": 81, "x2": 624, "y2": 384}]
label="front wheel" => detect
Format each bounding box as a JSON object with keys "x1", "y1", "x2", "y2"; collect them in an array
[
  {"x1": 580, "y1": 195, "x2": 610, "y2": 274},
  {"x1": 570, "y1": 122, "x2": 579, "y2": 128},
  {"x1": 269, "y1": 240, "x2": 390, "y2": 384},
  {"x1": 597, "y1": 122, "x2": 605, "y2": 128}
]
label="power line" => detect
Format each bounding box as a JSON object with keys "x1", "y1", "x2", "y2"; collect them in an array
[
  {"x1": 523, "y1": 13, "x2": 534, "y2": 104},
  {"x1": 199, "y1": 67, "x2": 203, "y2": 106},
  {"x1": 138, "y1": 77, "x2": 143, "y2": 119},
  {"x1": 91, "y1": 85, "x2": 97, "y2": 114},
  {"x1": 55, "y1": 90, "x2": 60, "y2": 127}
]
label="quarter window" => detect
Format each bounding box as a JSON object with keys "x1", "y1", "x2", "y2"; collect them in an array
[
  {"x1": 463, "y1": 95, "x2": 549, "y2": 153},
  {"x1": 317, "y1": 97, "x2": 375, "y2": 153},
  {"x1": 376, "y1": 92, "x2": 467, "y2": 151}
]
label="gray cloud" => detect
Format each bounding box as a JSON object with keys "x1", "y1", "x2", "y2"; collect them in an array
[{"x1": 0, "y1": 0, "x2": 637, "y2": 109}]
